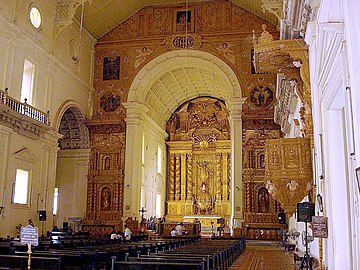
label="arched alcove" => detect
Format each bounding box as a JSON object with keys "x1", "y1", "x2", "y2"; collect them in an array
[{"x1": 54, "y1": 104, "x2": 90, "y2": 231}]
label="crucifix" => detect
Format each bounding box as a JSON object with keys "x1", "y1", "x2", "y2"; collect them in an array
[{"x1": 139, "y1": 207, "x2": 147, "y2": 220}]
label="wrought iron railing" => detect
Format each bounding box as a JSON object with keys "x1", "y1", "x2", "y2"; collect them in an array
[{"x1": 0, "y1": 88, "x2": 50, "y2": 125}]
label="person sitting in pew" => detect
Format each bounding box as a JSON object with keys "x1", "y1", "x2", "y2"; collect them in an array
[
  {"x1": 111, "y1": 230, "x2": 119, "y2": 240},
  {"x1": 175, "y1": 222, "x2": 183, "y2": 236},
  {"x1": 124, "y1": 224, "x2": 132, "y2": 241},
  {"x1": 171, "y1": 227, "x2": 176, "y2": 236}
]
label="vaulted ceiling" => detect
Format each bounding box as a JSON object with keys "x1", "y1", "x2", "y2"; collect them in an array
[{"x1": 76, "y1": 0, "x2": 277, "y2": 39}]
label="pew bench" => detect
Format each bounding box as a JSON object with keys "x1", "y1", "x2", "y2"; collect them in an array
[
  {"x1": 112, "y1": 259, "x2": 205, "y2": 270},
  {"x1": 0, "y1": 254, "x2": 61, "y2": 270}
]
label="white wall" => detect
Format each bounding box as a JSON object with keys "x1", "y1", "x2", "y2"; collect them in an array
[
  {"x1": 0, "y1": 0, "x2": 94, "y2": 236},
  {"x1": 303, "y1": 0, "x2": 360, "y2": 268}
]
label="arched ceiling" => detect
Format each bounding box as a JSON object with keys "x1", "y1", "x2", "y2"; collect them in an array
[
  {"x1": 145, "y1": 66, "x2": 228, "y2": 123},
  {"x1": 76, "y1": 0, "x2": 277, "y2": 39},
  {"x1": 128, "y1": 50, "x2": 243, "y2": 128}
]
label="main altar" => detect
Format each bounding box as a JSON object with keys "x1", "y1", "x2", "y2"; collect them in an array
[{"x1": 165, "y1": 97, "x2": 231, "y2": 225}]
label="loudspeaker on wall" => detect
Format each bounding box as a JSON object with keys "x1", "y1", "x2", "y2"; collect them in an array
[
  {"x1": 297, "y1": 202, "x2": 315, "y2": 222},
  {"x1": 38, "y1": 210, "x2": 47, "y2": 221}
]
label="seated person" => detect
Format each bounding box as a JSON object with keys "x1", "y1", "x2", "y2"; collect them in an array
[
  {"x1": 171, "y1": 227, "x2": 176, "y2": 236},
  {"x1": 175, "y1": 222, "x2": 183, "y2": 236},
  {"x1": 124, "y1": 224, "x2": 132, "y2": 241},
  {"x1": 111, "y1": 230, "x2": 118, "y2": 240}
]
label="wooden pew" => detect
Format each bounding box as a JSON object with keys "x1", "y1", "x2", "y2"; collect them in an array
[{"x1": 0, "y1": 254, "x2": 61, "y2": 270}]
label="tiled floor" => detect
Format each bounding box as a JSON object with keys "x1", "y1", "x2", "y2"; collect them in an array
[{"x1": 229, "y1": 245, "x2": 298, "y2": 270}]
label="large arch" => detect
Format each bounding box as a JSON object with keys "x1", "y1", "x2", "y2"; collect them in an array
[
  {"x1": 123, "y1": 50, "x2": 246, "y2": 230},
  {"x1": 127, "y1": 49, "x2": 244, "y2": 128}
]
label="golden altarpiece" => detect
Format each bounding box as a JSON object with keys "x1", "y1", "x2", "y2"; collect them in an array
[{"x1": 165, "y1": 97, "x2": 231, "y2": 226}]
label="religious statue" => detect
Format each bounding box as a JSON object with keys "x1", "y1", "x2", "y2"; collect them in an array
[
  {"x1": 101, "y1": 187, "x2": 111, "y2": 211},
  {"x1": 258, "y1": 187, "x2": 269, "y2": 213},
  {"x1": 196, "y1": 161, "x2": 213, "y2": 213},
  {"x1": 197, "y1": 161, "x2": 212, "y2": 192}
]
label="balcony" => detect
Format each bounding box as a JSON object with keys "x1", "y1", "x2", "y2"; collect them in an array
[{"x1": 0, "y1": 88, "x2": 51, "y2": 138}]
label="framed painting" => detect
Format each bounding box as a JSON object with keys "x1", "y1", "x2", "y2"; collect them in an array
[{"x1": 174, "y1": 9, "x2": 194, "y2": 33}]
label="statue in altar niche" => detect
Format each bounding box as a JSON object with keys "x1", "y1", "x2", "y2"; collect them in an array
[{"x1": 196, "y1": 161, "x2": 214, "y2": 214}]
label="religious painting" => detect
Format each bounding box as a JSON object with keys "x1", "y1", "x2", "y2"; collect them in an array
[
  {"x1": 174, "y1": 9, "x2": 194, "y2": 33},
  {"x1": 100, "y1": 93, "x2": 121, "y2": 112},
  {"x1": 250, "y1": 86, "x2": 274, "y2": 107},
  {"x1": 103, "y1": 56, "x2": 120, "y2": 80}
]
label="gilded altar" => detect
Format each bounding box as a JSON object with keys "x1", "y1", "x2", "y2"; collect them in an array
[{"x1": 165, "y1": 97, "x2": 231, "y2": 222}]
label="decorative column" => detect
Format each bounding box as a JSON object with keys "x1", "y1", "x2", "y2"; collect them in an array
[
  {"x1": 180, "y1": 153, "x2": 187, "y2": 200},
  {"x1": 229, "y1": 97, "x2": 246, "y2": 229},
  {"x1": 168, "y1": 154, "x2": 175, "y2": 200},
  {"x1": 123, "y1": 102, "x2": 148, "y2": 217},
  {"x1": 174, "y1": 154, "x2": 181, "y2": 201}
]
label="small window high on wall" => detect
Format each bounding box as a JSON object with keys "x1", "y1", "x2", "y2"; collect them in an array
[
  {"x1": 21, "y1": 59, "x2": 35, "y2": 105},
  {"x1": 13, "y1": 169, "x2": 29, "y2": 205}
]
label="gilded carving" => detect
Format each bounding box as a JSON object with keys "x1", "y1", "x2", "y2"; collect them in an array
[
  {"x1": 253, "y1": 24, "x2": 313, "y2": 139},
  {"x1": 265, "y1": 138, "x2": 312, "y2": 214},
  {"x1": 165, "y1": 97, "x2": 231, "y2": 221}
]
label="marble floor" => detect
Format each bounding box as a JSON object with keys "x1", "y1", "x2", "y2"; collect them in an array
[{"x1": 230, "y1": 245, "x2": 298, "y2": 270}]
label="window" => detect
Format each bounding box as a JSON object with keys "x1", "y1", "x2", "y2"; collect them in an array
[
  {"x1": 29, "y1": 7, "x2": 41, "y2": 29},
  {"x1": 13, "y1": 169, "x2": 29, "y2": 205},
  {"x1": 53, "y1": 188, "x2": 59, "y2": 215},
  {"x1": 156, "y1": 194, "x2": 161, "y2": 218},
  {"x1": 21, "y1": 59, "x2": 35, "y2": 104},
  {"x1": 157, "y1": 145, "x2": 162, "y2": 174}
]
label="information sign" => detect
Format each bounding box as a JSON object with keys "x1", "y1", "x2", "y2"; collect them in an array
[
  {"x1": 311, "y1": 216, "x2": 328, "y2": 238},
  {"x1": 20, "y1": 225, "x2": 39, "y2": 246}
]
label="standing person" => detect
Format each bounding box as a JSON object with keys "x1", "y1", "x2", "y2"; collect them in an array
[
  {"x1": 124, "y1": 224, "x2": 132, "y2": 241},
  {"x1": 28, "y1": 219, "x2": 34, "y2": 227}
]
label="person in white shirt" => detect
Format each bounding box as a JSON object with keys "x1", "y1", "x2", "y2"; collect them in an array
[
  {"x1": 171, "y1": 227, "x2": 176, "y2": 236},
  {"x1": 124, "y1": 224, "x2": 132, "y2": 241},
  {"x1": 110, "y1": 230, "x2": 118, "y2": 240},
  {"x1": 175, "y1": 223, "x2": 183, "y2": 236}
]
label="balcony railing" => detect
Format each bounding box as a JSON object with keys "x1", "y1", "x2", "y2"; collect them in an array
[{"x1": 0, "y1": 88, "x2": 50, "y2": 126}]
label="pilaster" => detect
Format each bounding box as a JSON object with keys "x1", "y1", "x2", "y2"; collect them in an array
[
  {"x1": 123, "y1": 102, "x2": 148, "y2": 217},
  {"x1": 229, "y1": 97, "x2": 246, "y2": 228}
]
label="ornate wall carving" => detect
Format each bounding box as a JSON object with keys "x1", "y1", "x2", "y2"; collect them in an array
[
  {"x1": 264, "y1": 138, "x2": 312, "y2": 214},
  {"x1": 242, "y1": 122, "x2": 283, "y2": 239},
  {"x1": 84, "y1": 123, "x2": 125, "y2": 230}
]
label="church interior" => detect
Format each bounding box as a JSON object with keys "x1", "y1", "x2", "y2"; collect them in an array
[{"x1": 0, "y1": 0, "x2": 359, "y2": 269}]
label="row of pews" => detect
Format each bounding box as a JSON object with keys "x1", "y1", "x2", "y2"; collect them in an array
[
  {"x1": 112, "y1": 237, "x2": 246, "y2": 270},
  {"x1": 0, "y1": 235, "x2": 246, "y2": 269}
]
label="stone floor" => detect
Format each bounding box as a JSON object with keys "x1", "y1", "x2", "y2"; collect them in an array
[{"x1": 229, "y1": 244, "x2": 298, "y2": 270}]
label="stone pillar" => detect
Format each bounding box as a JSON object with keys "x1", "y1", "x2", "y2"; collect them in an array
[
  {"x1": 229, "y1": 97, "x2": 246, "y2": 229},
  {"x1": 123, "y1": 102, "x2": 148, "y2": 217}
]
